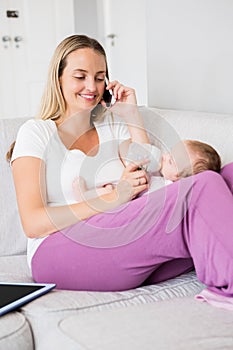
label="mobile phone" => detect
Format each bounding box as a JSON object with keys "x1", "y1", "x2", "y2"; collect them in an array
[
  {"x1": 103, "y1": 83, "x2": 112, "y2": 107},
  {"x1": 103, "y1": 77, "x2": 116, "y2": 107}
]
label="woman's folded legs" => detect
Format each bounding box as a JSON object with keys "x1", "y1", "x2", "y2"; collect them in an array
[{"x1": 32, "y1": 171, "x2": 233, "y2": 297}]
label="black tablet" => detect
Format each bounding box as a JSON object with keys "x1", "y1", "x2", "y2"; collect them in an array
[{"x1": 0, "y1": 282, "x2": 56, "y2": 316}]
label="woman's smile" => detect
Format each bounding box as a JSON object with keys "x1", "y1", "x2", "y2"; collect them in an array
[
  {"x1": 59, "y1": 48, "x2": 106, "y2": 114},
  {"x1": 79, "y1": 93, "x2": 97, "y2": 101}
]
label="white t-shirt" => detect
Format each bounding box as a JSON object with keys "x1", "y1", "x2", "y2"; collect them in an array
[
  {"x1": 11, "y1": 113, "x2": 130, "y2": 268},
  {"x1": 147, "y1": 176, "x2": 172, "y2": 193}
]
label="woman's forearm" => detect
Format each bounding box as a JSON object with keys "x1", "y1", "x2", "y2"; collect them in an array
[
  {"x1": 24, "y1": 190, "x2": 122, "y2": 239},
  {"x1": 13, "y1": 156, "x2": 147, "y2": 239},
  {"x1": 124, "y1": 106, "x2": 150, "y2": 144}
]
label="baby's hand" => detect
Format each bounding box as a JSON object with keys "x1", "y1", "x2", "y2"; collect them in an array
[
  {"x1": 73, "y1": 177, "x2": 115, "y2": 202},
  {"x1": 96, "y1": 184, "x2": 114, "y2": 196}
]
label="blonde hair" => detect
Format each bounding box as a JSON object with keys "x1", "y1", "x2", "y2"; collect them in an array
[
  {"x1": 178, "y1": 140, "x2": 221, "y2": 178},
  {"x1": 6, "y1": 35, "x2": 109, "y2": 161},
  {"x1": 39, "y1": 34, "x2": 109, "y2": 121}
]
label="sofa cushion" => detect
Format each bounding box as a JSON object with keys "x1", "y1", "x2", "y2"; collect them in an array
[
  {"x1": 59, "y1": 297, "x2": 233, "y2": 350},
  {"x1": 0, "y1": 255, "x2": 32, "y2": 283},
  {"x1": 19, "y1": 271, "x2": 204, "y2": 350},
  {"x1": 0, "y1": 312, "x2": 33, "y2": 350},
  {"x1": 21, "y1": 271, "x2": 203, "y2": 315},
  {"x1": 0, "y1": 118, "x2": 29, "y2": 256}
]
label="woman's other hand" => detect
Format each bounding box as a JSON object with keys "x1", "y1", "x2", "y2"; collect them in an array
[{"x1": 115, "y1": 159, "x2": 149, "y2": 203}]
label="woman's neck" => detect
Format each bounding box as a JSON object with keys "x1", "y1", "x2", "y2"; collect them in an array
[
  {"x1": 55, "y1": 110, "x2": 99, "y2": 152},
  {"x1": 56, "y1": 110, "x2": 93, "y2": 137}
]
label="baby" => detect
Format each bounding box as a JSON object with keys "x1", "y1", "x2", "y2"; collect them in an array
[
  {"x1": 161, "y1": 139, "x2": 221, "y2": 177},
  {"x1": 73, "y1": 140, "x2": 221, "y2": 201},
  {"x1": 147, "y1": 139, "x2": 221, "y2": 192}
]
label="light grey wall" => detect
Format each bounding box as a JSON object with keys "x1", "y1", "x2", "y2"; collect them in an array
[
  {"x1": 146, "y1": 0, "x2": 233, "y2": 114},
  {"x1": 74, "y1": 0, "x2": 100, "y2": 40},
  {"x1": 73, "y1": 0, "x2": 233, "y2": 114}
]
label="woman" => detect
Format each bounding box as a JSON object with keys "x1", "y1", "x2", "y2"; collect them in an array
[{"x1": 10, "y1": 35, "x2": 233, "y2": 310}]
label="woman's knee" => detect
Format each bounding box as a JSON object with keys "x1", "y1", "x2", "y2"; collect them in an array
[
  {"x1": 221, "y1": 162, "x2": 233, "y2": 193},
  {"x1": 195, "y1": 170, "x2": 223, "y2": 185},
  {"x1": 190, "y1": 170, "x2": 226, "y2": 196}
]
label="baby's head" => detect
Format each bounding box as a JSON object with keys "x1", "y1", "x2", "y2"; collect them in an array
[{"x1": 160, "y1": 140, "x2": 221, "y2": 181}]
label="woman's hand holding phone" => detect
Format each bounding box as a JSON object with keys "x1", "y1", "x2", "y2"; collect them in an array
[
  {"x1": 102, "y1": 78, "x2": 137, "y2": 109},
  {"x1": 102, "y1": 78, "x2": 149, "y2": 145},
  {"x1": 101, "y1": 78, "x2": 140, "y2": 123}
]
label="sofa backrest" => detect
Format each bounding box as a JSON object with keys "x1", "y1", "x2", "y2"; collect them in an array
[
  {"x1": 0, "y1": 108, "x2": 233, "y2": 257},
  {"x1": 141, "y1": 107, "x2": 233, "y2": 166},
  {"x1": 0, "y1": 118, "x2": 29, "y2": 256}
]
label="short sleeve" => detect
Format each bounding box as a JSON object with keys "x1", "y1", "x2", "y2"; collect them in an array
[{"x1": 11, "y1": 119, "x2": 52, "y2": 162}]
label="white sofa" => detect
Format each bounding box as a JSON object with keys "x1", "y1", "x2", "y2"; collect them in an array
[{"x1": 1, "y1": 107, "x2": 233, "y2": 350}]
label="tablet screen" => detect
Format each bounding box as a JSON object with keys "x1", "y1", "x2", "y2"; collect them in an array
[{"x1": 0, "y1": 282, "x2": 56, "y2": 316}]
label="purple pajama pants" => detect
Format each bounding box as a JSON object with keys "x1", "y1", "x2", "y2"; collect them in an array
[{"x1": 32, "y1": 165, "x2": 233, "y2": 298}]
